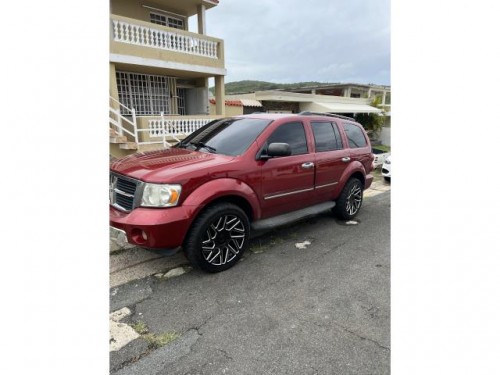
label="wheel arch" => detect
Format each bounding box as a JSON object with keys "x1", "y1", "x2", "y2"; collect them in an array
[
  {"x1": 200, "y1": 195, "x2": 255, "y2": 223},
  {"x1": 338, "y1": 162, "x2": 366, "y2": 190},
  {"x1": 182, "y1": 178, "x2": 261, "y2": 225}
]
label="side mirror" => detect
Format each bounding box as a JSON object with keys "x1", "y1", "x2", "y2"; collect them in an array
[
  {"x1": 268, "y1": 143, "x2": 291, "y2": 157},
  {"x1": 260, "y1": 143, "x2": 291, "y2": 160}
]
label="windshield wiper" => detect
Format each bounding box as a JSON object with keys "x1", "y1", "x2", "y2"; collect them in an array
[
  {"x1": 178, "y1": 141, "x2": 216, "y2": 153},
  {"x1": 193, "y1": 142, "x2": 217, "y2": 153}
]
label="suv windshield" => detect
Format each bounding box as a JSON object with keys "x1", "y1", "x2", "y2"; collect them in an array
[{"x1": 175, "y1": 118, "x2": 272, "y2": 156}]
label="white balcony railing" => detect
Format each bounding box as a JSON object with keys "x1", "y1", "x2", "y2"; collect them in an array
[
  {"x1": 149, "y1": 117, "x2": 212, "y2": 137},
  {"x1": 112, "y1": 19, "x2": 219, "y2": 59}
]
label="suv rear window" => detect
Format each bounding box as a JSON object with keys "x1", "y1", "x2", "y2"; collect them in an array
[{"x1": 343, "y1": 122, "x2": 368, "y2": 148}]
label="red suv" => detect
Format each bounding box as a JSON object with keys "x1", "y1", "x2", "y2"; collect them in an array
[{"x1": 110, "y1": 112, "x2": 374, "y2": 272}]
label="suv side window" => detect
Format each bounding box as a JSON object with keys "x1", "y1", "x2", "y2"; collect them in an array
[
  {"x1": 311, "y1": 122, "x2": 343, "y2": 152},
  {"x1": 267, "y1": 122, "x2": 308, "y2": 155},
  {"x1": 343, "y1": 122, "x2": 368, "y2": 148}
]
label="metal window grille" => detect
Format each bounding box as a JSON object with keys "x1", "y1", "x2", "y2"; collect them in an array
[
  {"x1": 176, "y1": 88, "x2": 186, "y2": 115},
  {"x1": 116, "y1": 72, "x2": 177, "y2": 116}
]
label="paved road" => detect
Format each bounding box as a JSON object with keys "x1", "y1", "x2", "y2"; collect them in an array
[{"x1": 110, "y1": 191, "x2": 390, "y2": 374}]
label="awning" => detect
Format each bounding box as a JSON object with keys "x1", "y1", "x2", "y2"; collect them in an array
[
  {"x1": 305, "y1": 101, "x2": 382, "y2": 114},
  {"x1": 209, "y1": 99, "x2": 262, "y2": 107},
  {"x1": 239, "y1": 99, "x2": 262, "y2": 107}
]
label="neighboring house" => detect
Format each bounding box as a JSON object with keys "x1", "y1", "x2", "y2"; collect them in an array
[
  {"x1": 291, "y1": 83, "x2": 392, "y2": 145},
  {"x1": 290, "y1": 83, "x2": 390, "y2": 107},
  {"x1": 220, "y1": 90, "x2": 383, "y2": 115},
  {"x1": 292, "y1": 83, "x2": 391, "y2": 145},
  {"x1": 216, "y1": 86, "x2": 391, "y2": 146},
  {"x1": 208, "y1": 98, "x2": 264, "y2": 116},
  {"x1": 109, "y1": 0, "x2": 226, "y2": 157}
]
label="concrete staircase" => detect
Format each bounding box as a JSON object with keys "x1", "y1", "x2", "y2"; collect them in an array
[
  {"x1": 109, "y1": 128, "x2": 137, "y2": 150},
  {"x1": 110, "y1": 128, "x2": 187, "y2": 157}
]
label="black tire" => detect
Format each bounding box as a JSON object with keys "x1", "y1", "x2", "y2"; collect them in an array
[
  {"x1": 384, "y1": 176, "x2": 391, "y2": 182},
  {"x1": 333, "y1": 178, "x2": 364, "y2": 220},
  {"x1": 184, "y1": 203, "x2": 250, "y2": 273}
]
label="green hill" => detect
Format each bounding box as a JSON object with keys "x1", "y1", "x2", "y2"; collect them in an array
[{"x1": 209, "y1": 80, "x2": 339, "y2": 95}]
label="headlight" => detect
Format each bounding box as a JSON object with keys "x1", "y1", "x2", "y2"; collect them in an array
[{"x1": 141, "y1": 183, "x2": 182, "y2": 207}]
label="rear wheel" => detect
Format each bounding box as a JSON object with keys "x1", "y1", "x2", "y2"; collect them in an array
[
  {"x1": 334, "y1": 178, "x2": 364, "y2": 220},
  {"x1": 184, "y1": 203, "x2": 250, "y2": 273}
]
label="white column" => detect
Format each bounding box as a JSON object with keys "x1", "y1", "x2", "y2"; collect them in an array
[
  {"x1": 382, "y1": 91, "x2": 387, "y2": 106},
  {"x1": 215, "y1": 75, "x2": 225, "y2": 116},
  {"x1": 197, "y1": 4, "x2": 206, "y2": 35}
]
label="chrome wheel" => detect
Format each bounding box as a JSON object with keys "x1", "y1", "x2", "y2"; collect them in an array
[
  {"x1": 346, "y1": 184, "x2": 362, "y2": 216},
  {"x1": 201, "y1": 215, "x2": 246, "y2": 266}
]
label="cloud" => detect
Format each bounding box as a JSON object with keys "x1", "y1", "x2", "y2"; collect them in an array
[{"x1": 195, "y1": 0, "x2": 390, "y2": 85}]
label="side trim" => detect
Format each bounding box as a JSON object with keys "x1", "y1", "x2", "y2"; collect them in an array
[
  {"x1": 315, "y1": 182, "x2": 338, "y2": 190},
  {"x1": 264, "y1": 188, "x2": 314, "y2": 201},
  {"x1": 252, "y1": 201, "x2": 336, "y2": 231}
]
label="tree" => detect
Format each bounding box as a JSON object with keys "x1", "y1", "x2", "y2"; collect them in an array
[{"x1": 354, "y1": 97, "x2": 385, "y2": 139}]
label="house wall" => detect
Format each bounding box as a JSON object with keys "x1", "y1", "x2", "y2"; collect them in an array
[
  {"x1": 380, "y1": 127, "x2": 391, "y2": 147},
  {"x1": 209, "y1": 104, "x2": 242, "y2": 116},
  {"x1": 110, "y1": 144, "x2": 134, "y2": 159},
  {"x1": 111, "y1": 0, "x2": 189, "y2": 25},
  {"x1": 261, "y1": 101, "x2": 300, "y2": 113}
]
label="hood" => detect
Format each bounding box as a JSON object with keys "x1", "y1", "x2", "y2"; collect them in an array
[{"x1": 110, "y1": 148, "x2": 232, "y2": 182}]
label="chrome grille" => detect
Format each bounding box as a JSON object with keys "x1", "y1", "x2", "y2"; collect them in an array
[{"x1": 110, "y1": 173, "x2": 140, "y2": 212}]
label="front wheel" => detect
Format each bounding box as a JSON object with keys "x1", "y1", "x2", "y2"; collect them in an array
[
  {"x1": 184, "y1": 203, "x2": 250, "y2": 273},
  {"x1": 333, "y1": 178, "x2": 364, "y2": 220}
]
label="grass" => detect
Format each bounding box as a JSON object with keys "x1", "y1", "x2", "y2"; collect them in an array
[
  {"x1": 131, "y1": 321, "x2": 179, "y2": 349},
  {"x1": 372, "y1": 144, "x2": 391, "y2": 153},
  {"x1": 131, "y1": 321, "x2": 149, "y2": 335},
  {"x1": 144, "y1": 332, "x2": 179, "y2": 349}
]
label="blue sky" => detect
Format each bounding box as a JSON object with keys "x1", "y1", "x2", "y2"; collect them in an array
[{"x1": 193, "y1": 0, "x2": 390, "y2": 85}]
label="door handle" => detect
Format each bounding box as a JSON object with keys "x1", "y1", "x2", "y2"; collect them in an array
[
  {"x1": 342, "y1": 157, "x2": 351, "y2": 163},
  {"x1": 301, "y1": 162, "x2": 315, "y2": 169}
]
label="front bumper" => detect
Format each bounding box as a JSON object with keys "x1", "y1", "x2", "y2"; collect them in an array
[
  {"x1": 110, "y1": 205, "x2": 196, "y2": 249},
  {"x1": 382, "y1": 165, "x2": 391, "y2": 178}
]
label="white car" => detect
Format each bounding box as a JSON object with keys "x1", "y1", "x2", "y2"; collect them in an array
[{"x1": 382, "y1": 154, "x2": 391, "y2": 182}]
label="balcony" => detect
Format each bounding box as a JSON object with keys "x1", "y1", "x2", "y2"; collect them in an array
[{"x1": 110, "y1": 14, "x2": 225, "y2": 76}]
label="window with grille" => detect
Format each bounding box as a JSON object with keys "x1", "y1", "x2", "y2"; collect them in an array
[
  {"x1": 150, "y1": 12, "x2": 185, "y2": 29},
  {"x1": 116, "y1": 72, "x2": 183, "y2": 116},
  {"x1": 176, "y1": 88, "x2": 186, "y2": 115}
]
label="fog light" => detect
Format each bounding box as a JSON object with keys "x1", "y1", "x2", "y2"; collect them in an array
[{"x1": 130, "y1": 228, "x2": 148, "y2": 245}]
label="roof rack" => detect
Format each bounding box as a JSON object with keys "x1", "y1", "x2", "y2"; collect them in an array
[{"x1": 298, "y1": 111, "x2": 355, "y2": 121}]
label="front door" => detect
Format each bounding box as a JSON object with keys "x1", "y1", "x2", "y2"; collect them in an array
[{"x1": 259, "y1": 121, "x2": 315, "y2": 218}]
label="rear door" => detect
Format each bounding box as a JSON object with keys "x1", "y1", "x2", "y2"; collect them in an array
[
  {"x1": 259, "y1": 121, "x2": 315, "y2": 218},
  {"x1": 310, "y1": 120, "x2": 348, "y2": 202},
  {"x1": 342, "y1": 122, "x2": 373, "y2": 172}
]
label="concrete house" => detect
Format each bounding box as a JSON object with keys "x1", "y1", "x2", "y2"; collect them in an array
[{"x1": 109, "y1": 0, "x2": 226, "y2": 157}]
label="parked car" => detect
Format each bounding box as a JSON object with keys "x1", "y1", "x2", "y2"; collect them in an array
[
  {"x1": 372, "y1": 147, "x2": 389, "y2": 168},
  {"x1": 382, "y1": 154, "x2": 391, "y2": 181},
  {"x1": 110, "y1": 112, "x2": 374, "y2": 272}
]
